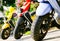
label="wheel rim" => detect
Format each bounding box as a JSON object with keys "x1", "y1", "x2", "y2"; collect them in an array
[
  {"x1": 4, "y1": 30, "x2": 10, "y2": 38},
  {"x1": 39, "y1": 20, "x2": 48, "y2": 37},
  {"x1": 39, "y1": 28, "x2": 47, "y2": 37},
  {"x1": 15, "y1": 30, "x2": 23, "y2": 39},
  {"x1": 18, "y1": 32, "x2": 23, "y2": 36}
]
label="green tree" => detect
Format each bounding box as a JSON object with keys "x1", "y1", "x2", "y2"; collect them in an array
[{"x1": 3, "y1": 0, "x2": 15, "y2": 6}]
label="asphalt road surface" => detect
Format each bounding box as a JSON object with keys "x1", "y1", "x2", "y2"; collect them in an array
[{"x1": 0, "y1": 30, "x2": 60, "y2": 41}]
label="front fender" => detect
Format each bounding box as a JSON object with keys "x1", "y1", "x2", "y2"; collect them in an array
[{"x1": 2, "y1": 23, "x2": 10, "y2": 29}]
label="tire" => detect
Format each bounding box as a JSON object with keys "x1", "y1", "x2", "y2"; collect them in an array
[
  {"x1": 1, "y1": 27, "x2": 10, "y2": 40},
  {"x1": 51, "y1": 20, "x2": 60, "y2": 29},
  {"x1": 31, "y1": 16, "x2": 49, "y2": 41},
  {"x1": 13, "y1": 17, "x2": 25, "y2": 39}
]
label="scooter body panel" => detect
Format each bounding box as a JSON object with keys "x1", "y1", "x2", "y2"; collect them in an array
[
  {"x1": 36, "y1": 3, "x2": 52, "y2": 16},
  {"x1": 2, "y1": 23, "x2": 10, "y2": 29}
]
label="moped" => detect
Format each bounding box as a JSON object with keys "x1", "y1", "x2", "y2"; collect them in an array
[
  {"x1": 1, "y1": 6, "x2": 16, "y2": 40},
  {"x1": 13, "y1": 7, "x2": 36, "y2": 39},
  {"x1": 31, "y1": 1, "x2": 60, "y2": 41}
]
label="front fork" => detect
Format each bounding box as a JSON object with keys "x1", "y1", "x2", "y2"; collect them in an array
[
  {"x1": 8, "y1": 20, "x2": 15, "y2": 31},
  {"x1": 23, "y1": 12, "x2": 33, "y2": 24}
]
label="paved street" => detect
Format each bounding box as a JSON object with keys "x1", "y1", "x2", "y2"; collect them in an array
[{"x1": 0, "y1": 29, "x2": 60, "y2": 41}]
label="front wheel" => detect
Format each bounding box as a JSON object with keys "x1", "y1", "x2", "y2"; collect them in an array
[
  {"x1": 13, "y1": 17, "x2": 25, "y2": 39},
  {"x1": 31, "y1": 16, "x2": 49, "y2": 41},
  {"x1": 1, "y1": 27, "x2": 10, "y2": 40}
]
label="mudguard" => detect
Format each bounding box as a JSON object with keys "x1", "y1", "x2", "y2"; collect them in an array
[
  {"x1": 36, "y1": 3, "x2": 52, "y2": 16},
  {"x1": 2, "y1": 23, "x2": 10, "y2": 29}
]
